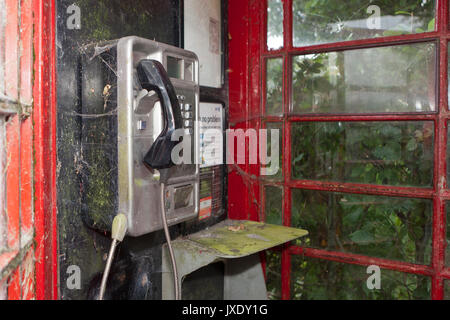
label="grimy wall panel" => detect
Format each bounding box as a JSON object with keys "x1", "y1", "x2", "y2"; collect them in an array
[
  {"x1": 56, "y1": 0, "x2": 184, "y2": 300},
  {"x1": 56, "y1": 0, "x2": 220, "y2": 300}
]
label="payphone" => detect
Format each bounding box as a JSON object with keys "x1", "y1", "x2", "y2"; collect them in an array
[
  {"x1": 79, "y1": 36, "x2": 308, "y2": 300},
  {"x1": 80, "y1": 36, "x2": 200, "y2": 237}
]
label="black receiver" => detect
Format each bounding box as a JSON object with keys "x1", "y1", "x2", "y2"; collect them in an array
[{"x1": 137, "y1": 59, "x2": 183, "y2": 169}]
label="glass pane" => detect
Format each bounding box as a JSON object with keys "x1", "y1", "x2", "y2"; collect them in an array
[
  {"x1": 445, "y1": 281, "x2": 450, "y2": 300},
  {"x1": 292, "y1": 190, "x2": 433, "y2": 265},
  {"x1": 448, "y1": 48, "x2": 450, "y2": 109},
  {"x1": 264, "y1": 185, "x2": 282, "y2": 225},
  {"x1": 447, "y1": 127, "x2": 450, "y2": 186},
  {"x1": 292, "y1": 42, "x2": 437, "y2": 113},
  {"x1": 293, "y1": 0, "x2": 436, "y2": 47},
  {"x1": 291, "y1": 255, "x2": 431, "y2": 300},
  {"x1": 292, "y1": 122, "x2": 434, "y2": 187},
  {"x1": 265, "y1": 251, "x2": 282, "y2": 300},
  {"x1": 267, "y1": 0, "x2": 283, "y2": 50},
  {"x1": 261, "y1": 122, "x2": 283, "y2": 179},
  {"x1": 266, "y1": 58, "x2": 283, "y2": 115}
]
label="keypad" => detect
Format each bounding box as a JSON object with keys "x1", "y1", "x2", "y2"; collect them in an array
[{"x1": 177, "y1": 94, "x2": 194, "y2": 132}]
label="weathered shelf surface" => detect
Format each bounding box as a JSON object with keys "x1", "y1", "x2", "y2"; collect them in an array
[{"x1": 180, "y1": 219, "x2": 308, "y2": 258}]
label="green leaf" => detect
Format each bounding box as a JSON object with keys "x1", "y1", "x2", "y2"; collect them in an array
[
  {"x1": 293, "y1": 153, "x2": 304, "y2": 164},
  {"x1": 343, "y1": 207, "x2": 364, "y2": 225},
  {"x1": 427, "y1": 18, "x2": 435, "y2": 32},
  {"x1": 350, "y1": 165, "x2": 364, "y2": 178},
  {"x1": 349, "y1": 230, "x2": 375, "y2": 244},
  {"x1": 395, "y1": 10, "x2": 411, "y2": 15},
  {"x1": 406, "y1": 138, "x2": 418, "y2": 151},
  {"x1": 383, "y1": 30, "x2": 406, "y2": 37},
  {"x1": 364, "y1": 163, "x2": 374, "y2": 172}
]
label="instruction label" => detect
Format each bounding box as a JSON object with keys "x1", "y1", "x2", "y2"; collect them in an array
[{"x1": 199, "y1": 103, "x2": 223, "y2": 168}]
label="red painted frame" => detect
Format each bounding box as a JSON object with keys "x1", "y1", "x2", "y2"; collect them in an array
[
  {"x1": 228, "y1": 0, "x2": 450, "y2": 299},
  {"x1": 33, "y1": 0, "x2": 58, "y2": 300}
]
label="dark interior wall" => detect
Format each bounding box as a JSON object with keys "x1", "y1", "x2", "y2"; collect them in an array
[{"x1": 56, "y1": 0, "x2": 227, "y2": 300}]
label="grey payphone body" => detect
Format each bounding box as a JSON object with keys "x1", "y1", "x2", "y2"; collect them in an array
[{"x1": 80, "y1": 36, "x2": 199, "y2": 236}]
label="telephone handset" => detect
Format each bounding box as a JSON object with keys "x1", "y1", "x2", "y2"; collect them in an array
[{"x1": 137, "y1": 59, "x2": 183, "y2": 170}]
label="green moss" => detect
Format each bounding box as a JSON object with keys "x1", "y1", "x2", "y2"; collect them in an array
[{"x1": 189, "y1": 221, "x2": 308, "y2": 258}]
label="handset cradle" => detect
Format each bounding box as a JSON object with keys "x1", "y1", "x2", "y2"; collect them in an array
[{"x1": 137, "y1": 59, "x2": 183, "y2": 170}]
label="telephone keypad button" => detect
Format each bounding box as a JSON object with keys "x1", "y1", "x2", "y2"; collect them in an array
[{"x1": 137, "y1": 120, "x2": 147, "y2": 130}]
